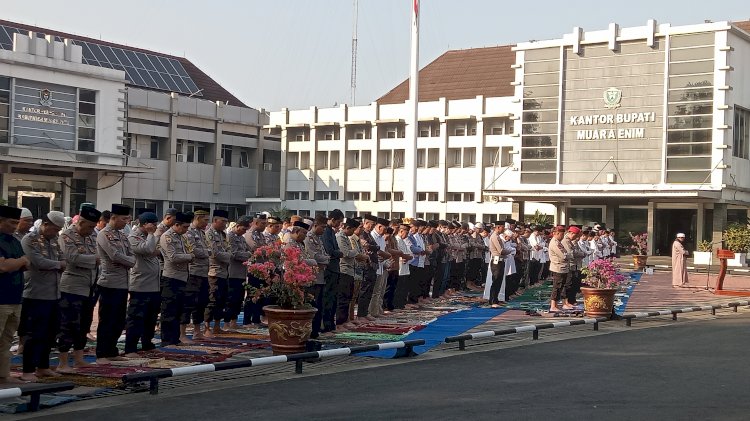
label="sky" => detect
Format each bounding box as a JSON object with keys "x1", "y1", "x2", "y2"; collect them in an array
[{"x1": 3, "y1": 0, "x2": 749, "y2": 111}]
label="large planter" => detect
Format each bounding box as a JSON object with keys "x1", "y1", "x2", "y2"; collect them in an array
[
  {"x1": 581, "y1": 287, "x2": 617, "y2": 319},
  {"x1": 727, "y1": 252, "x2": 748, "y2": 268},
  {"x1": 632, "y1": 254, "x2": 648, "y2": 270},
  {"x1": 693, "y1": 251, "x2": 712, "y2": 266},
  {"x1": 263, "y1": 305, "x2": 317, "y2": 355}
]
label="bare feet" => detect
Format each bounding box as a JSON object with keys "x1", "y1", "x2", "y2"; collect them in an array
[
  {"x1": 36, "y1": 369, "x2": 61, "y2": 378},
  {"x1": 123, "y1": 352, "x2": 140, "y2": 358},
  {"x1": 365, "y1": 315, "x2": 377, "y2": 321},
  {"x1": 178, "y1": 336, "x2": 195, "y2": 345},
  {"x1": 20, "y1": 373, "x2": 38, "y2": 382},
  {"x1": 56, "y1": 366, "x2": 77, "y2": 374},
  {"x1": 203, "y1": 329, "x2": 215, "y2": 338}
]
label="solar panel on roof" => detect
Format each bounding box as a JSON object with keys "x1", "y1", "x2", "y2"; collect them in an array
[{"x1": 0, "y1": 23, "x2": 202, "y2": 97}]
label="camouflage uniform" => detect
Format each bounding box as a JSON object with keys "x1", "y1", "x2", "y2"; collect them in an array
[
  {"x1": 225, "y1": 230, "x2": 251, "y2": 321},
  {"x1": 206, "y1": 226, "x2": 231, "y2": 322},
  {"x1": 159, "y1": 227, "x2": 192, "y2": 346},
  {"x1": 186, "y1": 223, "x2": 210, "y2": 325}
]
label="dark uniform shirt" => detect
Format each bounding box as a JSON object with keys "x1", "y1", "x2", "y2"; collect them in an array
[{"x1": 0, "y1": 233, "x2": 25, "y2": 304}]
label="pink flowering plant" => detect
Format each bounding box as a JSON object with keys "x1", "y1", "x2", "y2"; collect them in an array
[
  {"x1": 581, "y1": 258, "x2": 628, "y2": 289},
  {"x1": 628, "y1": 232, "x2": 648, "y2": 256},
  {"x1": 245, "y1": 243, "x2": 316, "y2": 309}
]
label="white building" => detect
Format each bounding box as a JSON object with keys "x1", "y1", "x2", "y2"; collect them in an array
[
  {"x1": 0, "y1": 19, "x2": 280, "y2": 220},
  {"x1": 271, "y1": 19, "x2": 750, "y2": 256}
]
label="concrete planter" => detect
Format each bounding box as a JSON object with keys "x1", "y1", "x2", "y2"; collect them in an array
[
  {"x1": 727, "y1": 252, "x2": 748, "y2": 267},
  {"x1": 693, "y1": 251, "x2": 712, "y2": 266}
]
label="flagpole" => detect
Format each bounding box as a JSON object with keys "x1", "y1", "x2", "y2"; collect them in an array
[{"x1": 405, "y1": 0, "x2": 419, "y2": 218}]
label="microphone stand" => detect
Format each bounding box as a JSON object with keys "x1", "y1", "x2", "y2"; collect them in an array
[{"x1": 694, "y1": 241, "x2": 721, "y2": 293}]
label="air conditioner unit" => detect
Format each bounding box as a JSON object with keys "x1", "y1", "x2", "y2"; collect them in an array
[
  {"x1": 176, "y1": 154, "x2": 185, "y2": 162},
  {"x1": 263, "y1": 162, "x2": 273, "y2": 171},
  {"x1": 129, "y1": 149, "x2": 141, "y2": 158}
]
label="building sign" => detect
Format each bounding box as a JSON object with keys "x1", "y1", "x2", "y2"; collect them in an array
[
  {"x1": 569, "y1": 110, "x2": 656, "y2": 140},
  {"x1": 12, "y1": 79, "x2": 76, "y2": 149}
]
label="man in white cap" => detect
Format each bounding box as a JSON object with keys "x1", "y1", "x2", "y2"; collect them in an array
[
  {"x1": 19, "y1": 211, "x2": 66, "y2": 381},
  {"x1": 672, "y1": 233, "x2": 689, "y2": 287},
  {"x1": 13, "y1": 208, "x2": 34, "y2": 242}
]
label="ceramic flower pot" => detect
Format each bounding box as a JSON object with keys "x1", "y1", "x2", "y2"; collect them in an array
[
  {"x1": 263, "y1": 305, "x2": 318, "y2": 355},
  {"x1": 633, "y1": 254, "x2": 648, "y2": 270},
  {"x1": 581, "y1": 287, "x2": 617, "y2": 319}
]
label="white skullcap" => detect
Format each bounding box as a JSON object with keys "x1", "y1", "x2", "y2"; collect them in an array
[
  {"x1": 504, "y1": 229, "x2": 514, "y2": 236},
  {"x1": 676, "y1": 233, "x2": 686, "y2": 238},
  {"x1": 45, "y1": 211, "x2": 66, "y2": 228},
  {"x1": 20, "y1": 208, "x2": 33, "y2": 219}
]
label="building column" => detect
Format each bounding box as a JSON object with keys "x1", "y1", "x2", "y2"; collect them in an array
[
  {"x1": 712, "y1": 202, "x2": 728, "y2": 253},
  {"x1": 556, "y1": 202, "x2": 566, "y2": 225},
  {"x1": 168, "y1": 93, "x2": 178, "y2": 192},
  {"x1": 696, "y1": 203, "x2": 705, "y2": 245},
  {"x1": 62, "y1": 178, "x2": 71, "y2": 215},
  {"x1": 605, "y1": 203, "x2": 615, "y2": 231},
  {"x1": 647, "y1": 201, "x2": 655, "y2": 255},
  {"x1": 511, "y1": 201, "x2": 525, "y2": 223},
  {"x1": 213, "y1": 104, "x2": 224, "y2": 195},
  {"x1": 0, "y1": 165, "x2": 9, "y2": 201}
]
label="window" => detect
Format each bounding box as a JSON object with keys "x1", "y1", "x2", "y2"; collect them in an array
[
  {"x1": 445, "y1": 213, "x2": 459, "y2": 221},
  {"x1": 316, "y1": 151, "x2": 328, "y2": 170},
  {"x1": 448, "y1": 148, "x2": 462, "y2": 167},
  {"x1": 213, "y1": 204, "x2": 248, "y2": 222},
  {"x1": 734, "y1": 106, "x2": 749, "y2": 159},
  {"x1": 501, "y1": 146, "x2": 514, "y2": 167},
  {"x1": 417, "y1": 192, "x2": 427, "y2": 201},
  {"x1": 186, "y1": 142, "x2": 206, "y2": 164},
  {"x1": 330, "y1": 151, "x2": 340, "y2": 169},
  {"x1": 378, "y1": 192, "x2": 392, "y2": 201},
  {"x1": 315, "y1": 191, "x2": 338, "y2": 200},
  {"x1": 361, "y1": 192, "x2": 370, "y2": 201},
  {"x1": 240, "y1": 150, "x2": 250, "y2": 168},
  {"x1": 393, "y1": 192, "x2": 404, "y2": 201},
  {"x1": 386, "y1": 129, "x2": 397, "y2": 139},
  {"x1": 461, "y1": 213, "x2": 476, "y2": 222},
  {"x1": 417, "y1": 149, "x2": 426, "y2": 168},
  {"x1": 377, "y1": 212, "x2": 391, "y2": 219},
  {"x1": 427, "y1": 148, "x2": 440, "y2": 168},
  {"x1": 221, "y1": 145, "x2": 232, "y2": 166},
  {"x1": 447, "y1": 192, "x2": 463, "y2": 202},
  {"x1": 288, "y1": 152, "x2": 299, "y2": 169},
  {"x1": 285, "y1": 191, "x2": 309, "y2": 200},
  {"x1": 426, "y1": 212, "x2": 439, "y2": 220},
  {"x1": 394, "y1": 149, "x2": 405, "y2": 168},
  {"x1": 464, "y1": 193, "x2": 475, "y2": 202},
  {"x1": 361, "y1": 150, "x2": 371, "y2": 169},
  {"x1": 0, "y1": 76, "x2": 9, "y2": 144},
  {"x1": 78, "y1": 89, "x2": 96, "y2": 152},
  {"x1": 169, "y1": 201, "x2": 210, "y2": 213},
  {"x1": 346, "y1": 192, "x2": 359, "y2": 201},
  {"x1": 380, "y1": 150, "x2": 392, "y2": 168},
  {"x1": 417, "y1": 192, "x2": 438, "y2": 201},
  {"x1": 463, "y1": 147, "x2": 476, "y2": 167},
  {"x1": 348, "y1": 151, "x2": 360, "y2": 169},
  {"x1": 300, "y1": 152, "x2": 310, "y2": 169},
  {"x1": 323, "y1": 131, "x2": 334, "y2": 140},
  {"x1": 150, "y1": 138, "x2": 160, "y2": 159},
  {"x1": 454, "y1": 126, "x2": 465, "y2": 136},
  {"x1": 345, "y1": 211, "x2": 358, "y2": 218},
  {"x1": 484, "y1": 147, "x2": 498, "y2": 167}
]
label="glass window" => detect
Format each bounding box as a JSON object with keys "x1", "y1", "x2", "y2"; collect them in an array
[
  {"x1": 416, "y1": 149, "x2": 426, "y2": 168},
  {"x1": 668, "y1": 115, "x2": 712, "y2": 130},
  {"x1": 329, "y1": 151, "x2": 340, "y2": 169},
  {"x1": 668, "y1": 60, "x2": 714, "y2": 75},
  {"x1": 667, "y1": 129, "x2": 711, "y2": 144},
  {"x1": 240, "y1": 150, "x2": 249, "y2": 168},
  {"x1": 666, "y1": 170, "x2": 710, "y2": 183},
  {"x1": 668, "y1": 102, "x2": 712, "y2": 116},
  {"x1": 427, "y1": 148, "x2": 439, "y2": 168},
  {"x1": 221, "y1": 145, "x2": 232, "y2": 167},
  {"x1": 361, "y1": 150, "x2": 371, "y2": 169},
  {"x1": 463, "y1": 147, "x2": 476, "y2": 167},
  {"x1": 150, "y1": 139, "x2": 159, "y2": 159},
  {"x1": 734, "y1": 106, "x2": 750, "y2": 159},
  {"x1": 666, "y1": 156, "x2": 711, "y2": 170},
  {"x1": 522, "y1": 122, "x2": 558, "y2": 135},
  {"x1": 394, "y1": 150, "x2": 405, "y2": 168},
  {"x1": 521, "y1": 148, "x2": 556, "y2": 159},
  {"x1": 668, "y1": 88, "x2": 713, "y2": 102},
  {"x1": 521, "y1": 173, "x2": 556, "y2": 184}
]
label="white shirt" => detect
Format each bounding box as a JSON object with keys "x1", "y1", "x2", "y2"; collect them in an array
[
  {"x1": 395, "y1": 236, "x2": 411, "y2": 276},
  {"x1": 372, "y1": 231, "x2": 386, "y2": 275}
]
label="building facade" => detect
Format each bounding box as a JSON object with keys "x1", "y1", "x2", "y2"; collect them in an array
[
  {"x1": 272, "y1": 19, "x2": 750, "y2": 256},
  {"x1": 0, "y1": 19, "x2": 280, "y2": 220}
]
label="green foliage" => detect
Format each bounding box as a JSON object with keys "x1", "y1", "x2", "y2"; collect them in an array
[
  {"x1": 697, "y1": 240, "x2": 713, "y2": 252},
  {"x1": 0, "y1": 198, "x2": 6, "y2": 206},
  {"x1": 527, "y1": 210, "x2": 552, "y2": 226},
  {"x1": 269, "y1": 205, "x2": 292, "y2": 221},
  {"x1": 723, "y1": 223, "x2": 750, "y2": 253}
]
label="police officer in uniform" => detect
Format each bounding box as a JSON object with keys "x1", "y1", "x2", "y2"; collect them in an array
[
  {"x1": 57, "y1": 206, "x2": 100, "y2": 373},
  {"x1": 124, "y1": 211, "x2": 160, "y2": 356},
  {"x1": 205, "y1": 209, "x2": 231, "y2": 336},
  {"x1": 186, "y1": 208, "x2": 211, "y2": 340},
  {"x1": 243, "y1": 213, "x2": 269, "y2": 326},
  {"x1": 20, "y1": 211, "x2": 65, "y2": 382},
  {"x1": 226, "y1": 216, "x2": 252, "y2": 330},
  {"x1": 95, "y1": 204, "x2": 135, "y2": 362},
  {"x1": 159, "y1": 212, "x2": 194, "y2": 346}
]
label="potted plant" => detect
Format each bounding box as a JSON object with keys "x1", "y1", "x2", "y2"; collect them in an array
[
  {"x1": 580, "y1": 259, "x2": 628, "y2": 319},
  {"x1": 246, "y1": 243, "x2": 317, "y2": 354},
  {"x1": 693, "y1": 240, "x2": 713, "y2": 266},
  {"x1": 628, "y1": 232, "x2": 648, "y2": 270},
  {"x1": 722, "y1": 223, "x2": 750, "y2": 267}
]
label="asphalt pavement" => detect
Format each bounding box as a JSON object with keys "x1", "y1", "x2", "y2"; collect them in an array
[{"x1": 23, "y1": 314, "x2": 750, "y2": 421}]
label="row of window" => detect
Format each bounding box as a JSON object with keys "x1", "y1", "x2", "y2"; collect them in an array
[
  {"x1": 287, "y1": 119, "x2": 513, "y2": 142},
  {"x1": 285, "y1": 191, "x2": 475, "y2": 202},
  {"x1": 128, "y1": 136, "x2": 262, "y2": 169},
  {"x1": 0, "y1": 76, "x2": 8, "y2": 144}
]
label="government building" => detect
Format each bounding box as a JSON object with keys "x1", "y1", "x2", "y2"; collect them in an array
[
  {"x1": 270, "y1": 19, "x2": 750, "y2": 256},
  {"x1": 0, "y1": 19, "x2": 281, "y2": 221}
]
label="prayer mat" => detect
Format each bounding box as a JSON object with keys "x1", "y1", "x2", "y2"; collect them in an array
[
  {"x1": 145, "y1": 359, "x2": 199, "y2": 369},
  {"x1": 72, "y1": 365, "x2": 153, "y2": 378},
  {"x1": 348, "y1": 323, "x2": 424, "y2": 335},
  {"x1": 332, "y1": 332, "x2": 406, "y2": 341},
  {"x1": 361, "y1": 307, "x2": 507, "y2": 358},
  {"x1": 35, "y1": 373, "x2": 122, "y2": 388},
  {"x1": 108, "y1": 358, "x2": 156, "y2": 367},
  {"x1": 138, "y1": 350, "x2": 229, "y2": 364}
]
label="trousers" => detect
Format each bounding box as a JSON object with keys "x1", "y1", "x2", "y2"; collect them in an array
[
  {"x1": 383, "y1": 270, "x2": 399, "y2": 311},
  {"x1": 489, "y1": 260, "x2": 506, "y2": 305},
  {"x1": 321, "y1": 270, "x2": 339, "y2": 332},
  {"x1": 225, "y1": 278, "x2": 246, "y2": 321},
  {"x1": 243, "y1": 275, "x2": 264, "y2": 325},
  {"x1": 96, "y1": 287, "x2": 128, "y2": 358},
  {"x1": 125, "y1": 291, "x2": 160, "y2": 353},
  {"x1": 21, "y1": 298, "x2": 58, "y2": 373},
  {"x1": 356, "y1": 267, "x2": 376, "y2": 317},
  {"x1": 206, "y1": 276, "x2": 227, "y2": 323},
  {"x1": 58, "y1": 292, "x2": 94, "y2": 353},
  {"x1": 160, "y1": 277, "x2": 186, "y2": 346},
  {"x1": 0, "y1": 304, "x2": 21, "y2": 378},
  {"x1": 368, "y1": 271, "x2": 388, "y2": 317},
  {"x1": 337, "y1": 273, "x2": 354, "y2": 324},
  {"x1": 189, "y1": 275, "x2": 210, "y2": 325}
]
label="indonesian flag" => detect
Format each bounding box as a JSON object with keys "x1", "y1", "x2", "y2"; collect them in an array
[{"x1": 414, "y1": 0, "x2": 419, "y2": 16}]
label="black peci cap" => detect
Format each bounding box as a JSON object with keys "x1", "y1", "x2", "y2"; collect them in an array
[
  {"x1": 111, "y1": 204, "x2": 132, "y2": 216},
  {"x1": 213, "y1": 209, "x2": 229, "y2": 219},
  {"x1": 80, "y1": 206, "x2": 102, "y2": 223}
]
